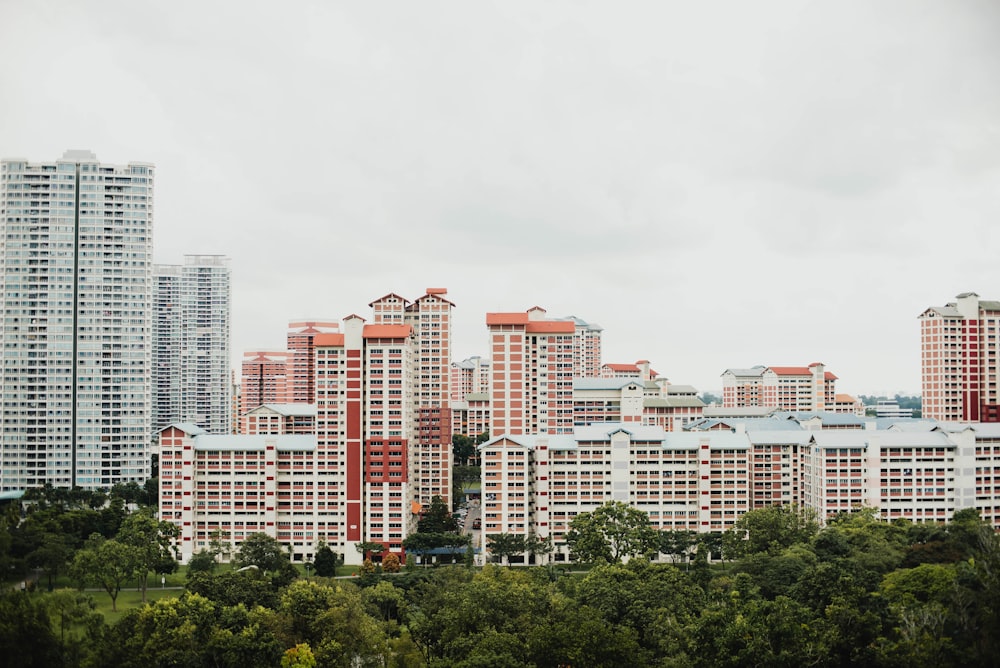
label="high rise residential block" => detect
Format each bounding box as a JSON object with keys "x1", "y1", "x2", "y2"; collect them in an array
[
  {"x1": 239, "y1": 350, "x2": 293, "y2": 420},
  {"x1": 152, "y1": 255, "x2": 231, "y2": 435},
  {"x1": 287, "y1": 320, "x2": 340, "y2": 404},
  {"x1": 487, "y1": 307, "x2": 576, "y2": 436},
  {"x1": 0, "y1": 151, "x2": 154, "y2": 491},
  {"x1": 557, "y1": 315, "x2": 603, "y2": 378},
  {"x1": 164, "y1": 289, "x2": 454, "y2": 563},
  {"x1": 450, "y1": 356, "x2": 491, "y2": 402},
  {"x1": 920, "y1": 292, "x2": 1000, "y2": 422}
]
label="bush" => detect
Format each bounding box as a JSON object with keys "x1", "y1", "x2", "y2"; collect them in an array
[{"x1": 383, "y1": 553, "x2": 401, "y2": 573}]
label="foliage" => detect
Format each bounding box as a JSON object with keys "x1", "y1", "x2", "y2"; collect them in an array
[
  {"x1": 565, "y1": 501, "x2": 659, "y2": 563},
  {"x1": 487, "y1": 533, "x2": 526, "y2": 564},
  {"x1": 235, "y1": 532, "x2": 290, "y2": 574},
  {"x1": 416, "y1": 496, "x2": 460, "y2": 533},
  {"x1": 313, "y1": 543, "x2": 338, "y2": 577},
  {"x1": 186, "y1": 569, "x2": 280, "y2": 610},
  {"x1": 452, "y1": 434, "x2": 477, "y2": 466},
  {"x1": 722, "y1": 504, "x2": 819, "y2": 560},
  {"x1": 0, "y1": 590, "x2": 62, "y2": 667},
  {"x1": 382, "y1": 552, "x2": 402, "y2": 573},
  {"x1": 69, "y1": 534, "x2": 141, "y2": 611},
  {"x1": 117, "y1": 506, "x2": 180, "y2": 602}
]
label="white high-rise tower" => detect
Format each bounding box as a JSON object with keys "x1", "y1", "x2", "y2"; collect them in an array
[
  {"x1": 0, "y1": 150, "x2": 154, "y2": 491},
  {"x1": 153, "y1": 255, "x2": 232, "y2": 435}
]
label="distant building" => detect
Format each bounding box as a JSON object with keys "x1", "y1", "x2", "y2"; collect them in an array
[
  {"x1": 1, "y1": 151, "x2": 154, "y2": 491},
  {"x1": 919, "y1": 292, "x2": 1000, "y2": 422},
  {"x1": 721, "y1": 363, "x2": 839, "y2": 412},
  {"x1": 153, "y1": 255, "x2": 232, "y2": 435},
  {"x1": 875, "y1": 400, "x2": 914, "y2": 419},
  {"x1": 239, "y1": 350, "x2": 293, "y2": 420}
]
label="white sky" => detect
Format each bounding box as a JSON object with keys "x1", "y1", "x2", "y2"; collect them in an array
[{"x1": 2, "y1": 1, "x2": 999, "y2": 397}]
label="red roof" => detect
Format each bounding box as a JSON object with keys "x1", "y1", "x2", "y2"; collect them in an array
[
  {"x1": 486, "y1": 312, "x2": 530, "y2": 326},
  {"x1": 313, "y1": 333, "x2": 345, "y2": 347},
  {"x1": 769, "y1": 366, "x2": 837, "y2": 380},
  {"x1": 363, "y1": 324, "x2": 412, "y2": 339},
  {"x1": 604, "y1": 363, "x2": 639, "y2": 371}
]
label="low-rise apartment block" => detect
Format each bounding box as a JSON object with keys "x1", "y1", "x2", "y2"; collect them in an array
[{"x1": 480, "y1": 417, "x2": 1000, "y2": 564}]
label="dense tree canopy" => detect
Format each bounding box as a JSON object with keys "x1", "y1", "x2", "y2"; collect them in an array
[
  {"x1": 7, "y1": 487, "x2": 1000, "y2": 667},
  {"x1": 565, "y1": 500, "x2": 659, "y2": 563}
]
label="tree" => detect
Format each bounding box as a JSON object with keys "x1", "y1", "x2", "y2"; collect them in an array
[
  {"x1": 382, "y1": 552, "x2": 401, "y2": 573},
  {"x1": 452, "y1": 434, "x2": 476, "y2": 466},
  {"x1": 187, "y1": 549, "x2": 219, "y2": 576},
  {"x1": 565, "y1": 501, "x2": 658, "y2": 563},
  {"x1": 722, "y1": 503, "x2": 819, "y2": 560},
  {"x1": 118, "y1": 507, "x2": 180, "y2": 602},
  {"x1": 235, "y1": 532, "x2": 288, "y2": 573},
  {"x1": 487, "y1": 533, "x2": 526, "y2": 565},
  {"x1": 416, "y1": 496, "x2": 459, "y2": 533},
  {"x1": 69, "y1": 534, "x2": 140, "y2": 612},
  {"x1": 281, "y1": 643, "x2": 317, "y2": 668},
  {"x1": 355, "y1": 541, "x2": 386, "y2": 560},
  {"x1": 659, "y1": 529, "x2": 697, "y2": 564},
  {"x1": 0, "y1": 590, "x2": 62, "y2": 667},
  {"x1": 313, "y1": 542, "x2": 338, "y2": 577}
]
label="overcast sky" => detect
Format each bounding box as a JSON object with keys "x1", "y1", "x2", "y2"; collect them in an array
[{"x1": 2, "y1": 1, "x2": 999, "y2": 396}]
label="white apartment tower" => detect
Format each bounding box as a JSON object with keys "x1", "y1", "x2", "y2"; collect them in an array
[
  {"x1": 153, "y1": 255, "x2": 232, "y2": 434},
  {"x1": 0, "y1": 151, "x2": 154, "y2": 491}
]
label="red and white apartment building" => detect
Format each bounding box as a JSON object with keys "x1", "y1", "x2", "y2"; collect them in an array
[
  {"x1": 487, "y1": 307, "x2": 577, "y2": 436},
  {"x1": 480, "y1": 418, "x2": 1000, "y2": 563},
  {"x1": 161, "y1": 289, "x2": 453, "y2": 565},
  {"x1": 920, "y1": 292, "x2": 1000, "y2": 423},
  {"x1": 721, "y1": 363, "x2": 852, "y2": 413},
  {"x1": 239, "y1": 351, "x2": 293, "y2": 418}
]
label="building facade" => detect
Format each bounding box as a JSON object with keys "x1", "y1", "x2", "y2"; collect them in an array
[
  {"x1": 239, "y1": 350, "x2": 293, "y2": 420},
  {"x1": 479, "y1": 417, "x2": 1000, "y2": 564},
  {"x1": 0, "y1": 151, "x2": 154, "y2": 491},
  {"x1": 153, "y1": 255, "x2": 231, "y2": 435},
  {"x1": 164, "y1": 289, "x2": 453, "y2": 564},
  {"x1": 920, "y1": 292, "x2": 1000, "y2": 422},
  {"x1": 721, "y1": 363, "x2": 839, "y2": 412},
  {"x1": 487, "y1": 307, "x2": 576, "y2": 436}
]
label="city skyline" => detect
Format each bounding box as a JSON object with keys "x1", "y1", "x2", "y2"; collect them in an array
[{"x1": 2, "y1": 2, "x2": 998, "y2": 396}]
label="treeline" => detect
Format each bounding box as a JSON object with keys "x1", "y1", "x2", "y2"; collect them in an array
[{"x1": 5, "y1": 496, "x2": 1000, "y2": 666}]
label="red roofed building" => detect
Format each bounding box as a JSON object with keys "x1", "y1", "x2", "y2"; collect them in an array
[
  {"x1": 721, "y1": 363, "x2": 840, "y2": 412},
  {"x1": 488, "y1": 306, "x2": 576, "y2": 435}
]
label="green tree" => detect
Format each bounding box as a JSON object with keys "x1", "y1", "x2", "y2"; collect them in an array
[
  {"x1": 0, "y1": 590, "x2": 62, "y2": 667},
  {"x1": 722, "y1": 503, "x2": 819, "y2": 560},
  {"x1": 117, "y1": 506, "x2": 180, "y2": 602},
  {"x1": 487, "y1": 533, "x2": 526, "y2": 565},
  {"x1": 235, "y1": 532, "x2": 288, "y2": 573},
  {"x1": 659, "y1": 529, "x2": 697, "y2": 564},
  {"x1": 276, "y1": 579, "x2": 388, "y2": 666},
  {"x1": 188, "y1": 549, "x2": 219, "y2": 576},
  {"x1": 313, "y1": 542, "x2": 338, "y2": 577},
  {"x1": 69, "y1": 534, "x2": 140, "y2": 612},
  {"x1": 416, "y1": 496, "x2": 459, "y2": 533},
  {"x1": 565, "y1": 501, "x2": 658, "y2": 563},
  {"x1": 355, "y1": 541, "x2": 386, "y2": 560},
  {"x1": 452, "y1": 434, "x2": 476, "y2": 466}
]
